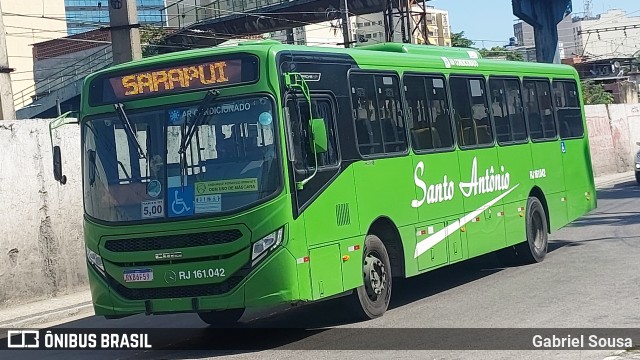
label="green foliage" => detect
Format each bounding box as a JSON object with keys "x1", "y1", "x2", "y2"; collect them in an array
[
  {"x1": 140, "y1": 25, "x2": 167, "y2": 57},
  {"x1": 479, "y1": 46, "x2": 524, "y2": 61},
  {"x1": 581, "y1": 80, "x2": 614, "y2": 105},
  {"x1": 451, "y1": 31, "x2": 474, "y2": 48},
  {"x1": 451, "y1": 31, "x2": 523, "y2": 61}
]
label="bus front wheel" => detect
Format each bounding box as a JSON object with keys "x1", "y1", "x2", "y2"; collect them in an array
[
  {"x1": 514, "y1": 196, "x2": 549, "y2": 264},
  {"x1": 348, "y1": 234, "x2": 392, "y2": 320},
  {"x1": 197, "y1": 309, "x2": 244, "y2": 327}
]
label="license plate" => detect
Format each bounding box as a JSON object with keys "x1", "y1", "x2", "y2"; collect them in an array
[{"x1": 123, "y1": 269, "x2": 153, "y2": 283}]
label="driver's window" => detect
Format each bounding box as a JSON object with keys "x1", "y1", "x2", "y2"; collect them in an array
[{"x1": 286, "y1": 97, "x2": 339, "y2": 172}]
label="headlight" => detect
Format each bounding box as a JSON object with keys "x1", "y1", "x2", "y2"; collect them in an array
[
  {"x1": 251, "y1": 228, "x2": 284, "y2": 264},
  {"x1": 86, "y1": 246, "x2": 105, "y2": 274}
]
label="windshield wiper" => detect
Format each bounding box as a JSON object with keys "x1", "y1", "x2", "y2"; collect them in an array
[
  {"x1": 177, "y1": 89, "x2": 220, "y2": 187},
  {"x1": 114, "y1": 103, "x2": 146, "y2": 159},
  {"x1": 178, "y1": 89, "x2": 220, "y2": 156}
]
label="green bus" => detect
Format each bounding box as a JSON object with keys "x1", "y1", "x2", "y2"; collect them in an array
[{"x1": 60, "y1": 40, "x2": 596, "y2": 324}]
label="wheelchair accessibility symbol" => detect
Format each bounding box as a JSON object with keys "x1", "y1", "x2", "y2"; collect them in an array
[{"x1": 168, "y1": 186, "x2": 194, "y2": 217}]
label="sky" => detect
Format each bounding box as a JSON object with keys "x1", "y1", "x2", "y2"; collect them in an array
[{"x1": 428, "y1": 0, "x2": 640, "y2": 48}]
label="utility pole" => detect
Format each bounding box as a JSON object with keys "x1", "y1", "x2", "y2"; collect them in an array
[
  {"x1": 108, "y1": 0, "x2": 142, "y2": 64},
  {"x1": 0, "y1": 2, "x2": 16, "y2": 120},
  {"x1": 340, "y1": 0, "x2": 351, "y2": 48}
]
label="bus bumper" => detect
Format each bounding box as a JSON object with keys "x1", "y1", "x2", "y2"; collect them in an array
[{"x1": 89, "y1": 246, "x2": 302, "y2": 317}]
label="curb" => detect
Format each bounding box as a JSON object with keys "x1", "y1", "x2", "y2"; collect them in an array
[
  {"x1": 0, "y1": 302, "x2": 94, "y2": 329},
  {"x1": 595, "y1": 174, "x2": 636, "y2": 189}
]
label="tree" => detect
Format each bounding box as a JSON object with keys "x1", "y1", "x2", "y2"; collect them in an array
[
  {"x1": 479, "y1": 46, "x2": 524, "y2": 61},
  {"x1": 140, "y1": 25, "x2": 167, "y2": 57},
  {"x1": 451, "y1": 31, "x2": 474, "y2": 48},
  {"x1": 581, "y1": 80, "x2": 614, "y2": 105}
]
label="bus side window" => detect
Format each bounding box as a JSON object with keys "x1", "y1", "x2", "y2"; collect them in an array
[
  {"x1": 553, "y1": 80, "x2": 584, "y2": 139},
  {"x1": 524, "y1": 79, "x2": 557, "y2": 141},
  {"x1": 450, "y1": 76, "x2": 493, "y2": 147},
  {"x1": 404, "y1": 75, "x2": 453, "y2": 151},
  {"x1": 351, "y1": 74, "x2": 383, "y2": 155},
  {"x1": 375, "y1": 75, "x2": 407, "y2": 153},
  {"x1": 350, "y1": 72, "x2": 407, "y2": 156},
  {"x1": 489, "y1": 77, "x2": 527, "y2": 144}
]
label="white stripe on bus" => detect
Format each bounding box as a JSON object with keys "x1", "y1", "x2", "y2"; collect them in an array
[{"x1": 414, "y1": 184, "x2": 520, "y2": 258}]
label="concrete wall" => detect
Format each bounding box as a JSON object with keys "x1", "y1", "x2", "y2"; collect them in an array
[
  {"x1": 0, "y1": 104, "x2": 639, "y2": 306},
  {"x1": 0, "y1": 119, "x2": 85, "y2": 307},
  {"x1": 585, "y1": 104, "x2": 640, "y2": 177}
]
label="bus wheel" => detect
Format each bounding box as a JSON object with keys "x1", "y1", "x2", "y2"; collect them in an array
[
  {"x1": 348, "y1": 234, "x2": 392, "y2": 320},
  {"x1": 515, "y1": 197, "x2": 549, "y2": 264},
  {"x1": 197, "y1": 309, "x2": 244, "y2": 327}
]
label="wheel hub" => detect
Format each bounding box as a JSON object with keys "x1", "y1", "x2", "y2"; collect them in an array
[{"x1": 363, "y1": 254, "x2": 386, "y2": 299}]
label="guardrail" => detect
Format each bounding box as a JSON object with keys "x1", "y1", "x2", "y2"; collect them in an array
[
  {"x1": 13, "y1": 47, "x2": 113, "y2": 109},
  {"x1": 159, "y1": 0, "x2": 291, "y2": 29}
]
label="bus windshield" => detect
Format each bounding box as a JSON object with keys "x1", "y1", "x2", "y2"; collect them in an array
[{"x1": 83, "y1": 95, "x2": 280, "y2": 222}]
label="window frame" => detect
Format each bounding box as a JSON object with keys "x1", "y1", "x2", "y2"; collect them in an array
[
  {"x1": 522, "y1": 77, "x2": 559, "y2": 143},
  {"x1": 448, "y1": 74, "x2": 496, "y2": 150},
  {"x1": 402, "y1": 72, "x2": 456, "y2": 154},
  {"x1": 347, "y1": 69, "x2": 410, "y2": 159},
  {"x1": 552, "y1": 78, "x2": 585, "y2": 140},
  {"x1": 284, "y1": 91, "x2": 342, "y2": 174},
  {"x1": 487, "y1": 75, "x2": 530, "y2": 147}
]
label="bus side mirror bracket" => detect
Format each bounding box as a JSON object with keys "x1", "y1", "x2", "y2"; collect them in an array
[
  {"x1": 284, "y1": 72, "x2": 319, "y2": 191},
  {"x1": 49, "y1": 111, "x2": 79, "y2": 185}
]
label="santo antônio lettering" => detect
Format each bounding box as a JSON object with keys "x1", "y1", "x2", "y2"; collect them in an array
[
  {"x1": 411, "y1": 156, "x2": 511, "y2": 208},
  {"x1": 120, "y1": 61, "x2": 230, "y2": 96}
]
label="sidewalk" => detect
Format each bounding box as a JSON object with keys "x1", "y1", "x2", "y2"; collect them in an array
[
  {"x1": 594, "y1": 171, "x2": 636, "y2": 189},
  {"x1": 0, "y1": 171, "x2": 636, "y2": 330},
  {"x1": 0, "y1": 290, "x2": 93, "y2": 328}
]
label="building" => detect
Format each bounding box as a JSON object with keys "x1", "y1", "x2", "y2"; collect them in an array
[
  {"x1": 576, "y1": 9, "x2": 640, "y2": 59},
  {"x1": 347, "y1": 5, "x2": 450, "y2": 47},
  {"x1": 268, "y1": 21, "x2": 350, "y2": 47},
  {"x1": 514, "y1": 9, "x2": 640, "y2": 60},
  {"x1": 65, "y1": 0, "x2": 166, "y2": 35},
  {"x1": 1, "y1": 0, "x2": 67, "y2": 108},
  {"x1": 263, "y1": 4, "x2": 451, "y2": 48}
]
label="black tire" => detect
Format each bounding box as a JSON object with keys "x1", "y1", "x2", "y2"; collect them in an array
[
  {"x1": 635, "y1": 172, "x2": 640, "y2": 185},
  {"x1": 197, "y1": 309, "x2": 244, "y2": 327},
  {"x1": 347, "y1": 234, "x2": 392, "y2": 320},
  {"x1": 513, "y1": 196, "x2": 549, "y2": 264}
]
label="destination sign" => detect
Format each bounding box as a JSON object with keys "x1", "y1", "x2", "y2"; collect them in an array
[
  {"x1": 90, "y1": 55, "x2": 259, "y2": 104},
  {"x1": 110, "y1": 59, "x2": 242, "y2": 99}
]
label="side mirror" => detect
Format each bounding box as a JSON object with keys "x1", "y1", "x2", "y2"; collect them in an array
[
  {"x1": 310, "y1": 118, "x2": 328, "y2": 153},
  {"x1": 53, "y1": 146, "x2": 67, "y2": 185},
  {"x1": 636, "y1": 141, "x2": 640, "y2": 146}
]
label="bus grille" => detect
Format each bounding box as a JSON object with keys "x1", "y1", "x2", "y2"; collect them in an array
[
  {"x1": 112, "y1": 277, "x2": 244, "y2": 300},
  {"x1": 104, "y1": 229, "x2": 243, "y2": 252}
]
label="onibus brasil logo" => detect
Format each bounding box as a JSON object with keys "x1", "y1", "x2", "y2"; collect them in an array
[{"x1": 411, "y1": 157, "x2": 518, "y2": 258}]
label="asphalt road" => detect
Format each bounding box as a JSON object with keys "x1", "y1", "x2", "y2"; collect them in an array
[{"x1": 6, "y1": 179, "x2": 640, "y2": 360}]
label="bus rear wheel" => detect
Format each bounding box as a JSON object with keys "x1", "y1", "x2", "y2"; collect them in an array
[
  {"x1": 197, "y1": 309, "x2": 244, "y2": 327},
  {"x1": 514, "y1": 196, "x2": 549, "y2": 264},
  {"x1": 348, "y1": 234, "x2": 392, "y2": 320}
]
